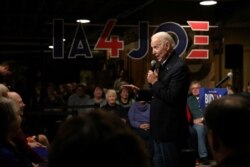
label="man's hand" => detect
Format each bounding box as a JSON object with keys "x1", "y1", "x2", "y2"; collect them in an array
[
  {"x1": 147, "y1": 70, "x2": 158, "y2": 85},
  {"x1": 193, "y1": 117, "x2": 204, "y2": 126}
]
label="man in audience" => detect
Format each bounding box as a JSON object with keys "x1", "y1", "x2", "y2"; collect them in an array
[
  {"x1": 48, "y1": 109, "x2": 151, "y2": 167},
  {"x1": 8, "y1": 91, "x2": 50, "y2": 164},
  {"x1": 204, "y1": 95, "x2": 250, "y2": 167},
  {"x1": 187, "y1": 80, "x2": 209, "y2": 165}
]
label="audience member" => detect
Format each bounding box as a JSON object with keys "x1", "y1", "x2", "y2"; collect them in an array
[
  {"x1": 204, "y1": 95, "x2": 250, "y2": 167},
  {"x1": 101, "y1": 89, "x2": 128, "y2": 124},
  {"x1": 128, "y1": 89, "x2": 153, "y2": 160},
  {"x1": 43, "y1": 82, "x2": 65, "y2": 109},
  {"x1": 89, "y1": 85, "x2": 106, "y2": 108},
  {"x1": 67, "y1": 83, "x2": 92, "y2": 116},
  {"x1": 47, "y1": 109, "x2": 151, "y2": 167},
  {"x1": 116, "y1": 86, "x2": 135, "y2": 113},
  {"x1": 8, "y1": 91, "x2": 50, "y2": 165},
  {"x1": 113, "y1": 69, "x2": 129, "y2": 92},
  {"x1": 0, "y1": 97, "x2": 33, "y2": 167},
  {"x1": 57, "y1": 83, "x2": 74, "y2": 102},
  {"x1": 187, "y1": 80, "x2": 210, "y2": 165},
  {"x1": 29, "y1": 81, "x2": 44, "y2": 112}
]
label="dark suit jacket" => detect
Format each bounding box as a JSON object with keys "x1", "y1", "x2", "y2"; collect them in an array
[{"x1": 149, "y1": 52, "x2": 190, "y2": 144}]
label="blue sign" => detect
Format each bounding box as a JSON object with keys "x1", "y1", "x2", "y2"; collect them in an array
[{"x1": 199, "y1": 87, "x2": 228, "y2": 110}]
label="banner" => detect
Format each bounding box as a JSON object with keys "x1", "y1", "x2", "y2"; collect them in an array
[{"x1": 199, "y1": 88, "x2": 228, "y2": 110}]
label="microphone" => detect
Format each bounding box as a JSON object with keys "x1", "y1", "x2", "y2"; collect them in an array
[
  {"x1": 150, "y1": 60, "x2": 156, "y2": 71},
  {"x1": 215, "y1": 72, "x2": 233, "y2": 88}
]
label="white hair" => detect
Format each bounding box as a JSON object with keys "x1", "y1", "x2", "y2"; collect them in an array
[{"x1": 151, "y1": 31, "x2": 176, "y2": 48}]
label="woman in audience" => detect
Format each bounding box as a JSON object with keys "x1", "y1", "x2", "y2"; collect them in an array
[
  {"x1": 116, "y1": 86, "x2": 135, "y2": 113},
  {"x1": 102, "y1": 89, "x2": 128, "y2": 124},
  {"x1": 89, "y1": 85, "x2": 106, "y2": 108}
]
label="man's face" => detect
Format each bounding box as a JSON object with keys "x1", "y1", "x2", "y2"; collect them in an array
[
  {"x1": 151, "y1": 37, "x2": 169, "y2": 63},
  {"x1": 190, "y1": 83, "x2": 200, "y2": 96},
  {"x1": 11, "y1": 94, "x2": 25, "y2": 116},
  {"x1": 107, "y1": 92, "x2": 117, "y2": 105},
  {"x1": 120, "y1": 88, "x2": 129, "y2": 99}
]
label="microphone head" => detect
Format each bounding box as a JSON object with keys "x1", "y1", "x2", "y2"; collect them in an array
[
  {"x1": 150, "y1": 60, "x2": 156, "y2": 71},
  {"x1": 150, "y1": 60, "x2": 156, "y2": 68},
  {"x1": 227, "y1": 72, "x2": 233, "y2": 78}
]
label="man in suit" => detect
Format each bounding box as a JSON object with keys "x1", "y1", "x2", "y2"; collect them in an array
[{"x1": 147, "y1": 31, "x2": 190, "y2": 167}]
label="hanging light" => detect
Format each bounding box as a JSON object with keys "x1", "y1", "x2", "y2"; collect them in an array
[
  {"x1": 200, "y1": 0, "x2": 217, "y2": 6},
  {"x1": 76, "y1": 19, "x2": 90, "y2": 23}
]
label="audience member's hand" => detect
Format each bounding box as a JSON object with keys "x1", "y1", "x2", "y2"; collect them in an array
[
  {"x1": 139, "y1": 123, "x2": 150, "y2": 131},
  {"x1": 28, "y1": 141, "x2": 46, "y2": 148}
]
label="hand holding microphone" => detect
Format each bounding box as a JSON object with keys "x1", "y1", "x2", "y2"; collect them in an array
[{"x1": 147, "y1": 60, "x2": 158, "y2": 85}]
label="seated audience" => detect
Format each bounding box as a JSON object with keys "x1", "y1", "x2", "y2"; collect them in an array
[
  {"x1": 47, "y1": 109, "x2": 151, "y2": 167},
  {"x1": 204, "y1": 95, "x2": 250, "y2": 167}
]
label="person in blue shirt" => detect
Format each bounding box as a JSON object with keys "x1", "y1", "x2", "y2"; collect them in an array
[{"x1": 128, "y1": 89, "x2": 153, "y2": 162}]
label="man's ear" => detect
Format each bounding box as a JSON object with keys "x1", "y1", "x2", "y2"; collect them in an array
[{"x1": 165, "y1": 41, "x2": 170, "y2": 50}]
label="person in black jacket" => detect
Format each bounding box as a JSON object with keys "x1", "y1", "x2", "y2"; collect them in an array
[
  {"x1": 48, "y1": 109, "x2": 151, "y2": 167},
  {"x1": 204, "y1": 95, "x2": 250, "y2": 167},
  {"x1": 147, "y1": 31, "x2": 190, "y2": 167}
]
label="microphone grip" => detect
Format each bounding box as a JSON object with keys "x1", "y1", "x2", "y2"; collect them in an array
[{"x1": 150, "y1": 65, "x2": 155, "y2": 71}]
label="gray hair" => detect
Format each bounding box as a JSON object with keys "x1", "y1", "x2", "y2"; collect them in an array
[{"x1": 151, "y1": 31, "x2": 176, "y2": 48}]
